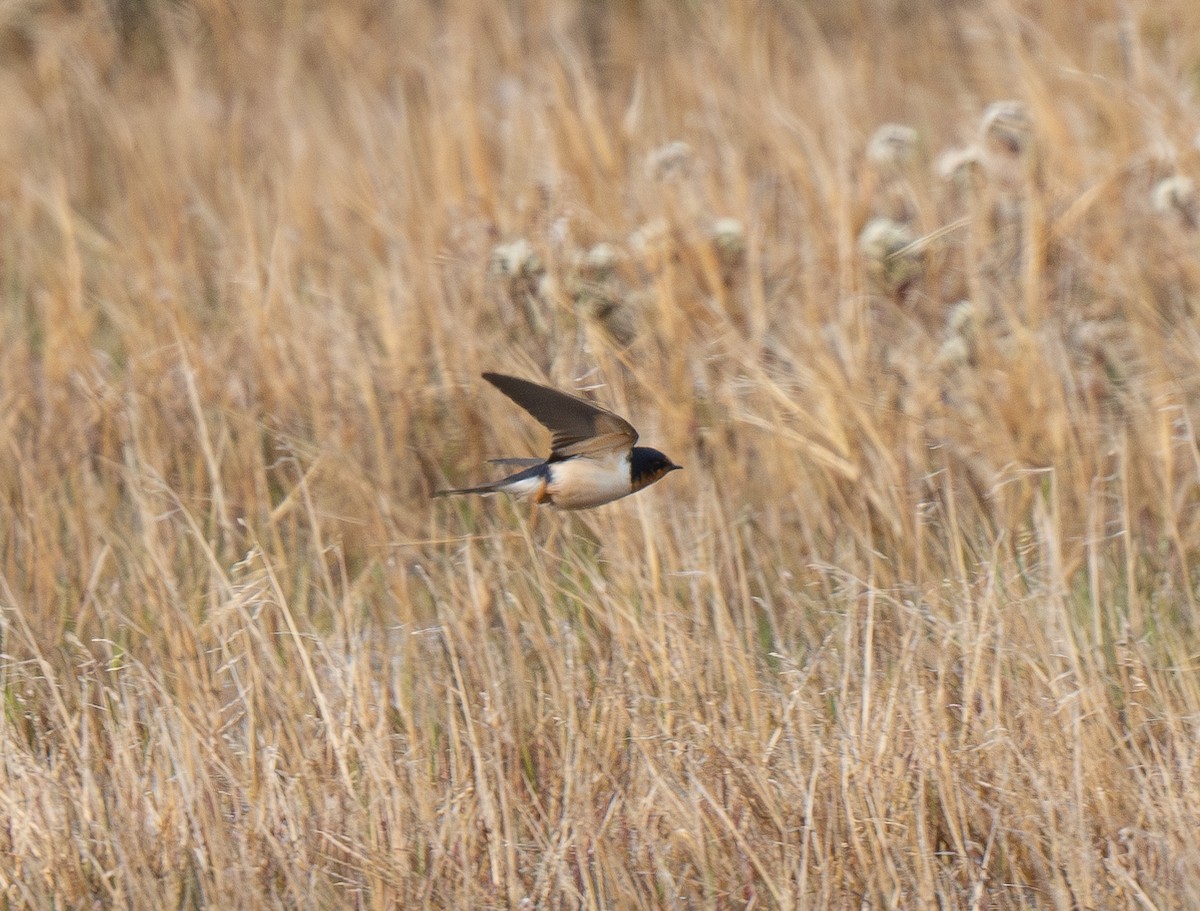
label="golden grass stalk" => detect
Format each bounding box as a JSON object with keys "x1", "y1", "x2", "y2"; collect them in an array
[{"x1": 3, "y1": 0, "x2": 1200, "y2": 907}]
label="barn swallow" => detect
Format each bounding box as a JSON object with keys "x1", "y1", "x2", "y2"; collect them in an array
[{"x1": 435, "y1": 373, "x2": 682, "y2": 510}]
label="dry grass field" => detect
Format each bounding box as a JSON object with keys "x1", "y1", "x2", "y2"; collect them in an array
[{"x1": 3, "y1": 0, "x2": 1200, "y2": 907}]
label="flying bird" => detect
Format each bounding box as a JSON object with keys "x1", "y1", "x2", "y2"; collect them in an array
[{"x1": 435, "y1": 373, "x2": 682, "y2": 510}]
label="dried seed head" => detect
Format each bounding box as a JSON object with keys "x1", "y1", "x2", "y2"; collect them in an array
[
  {"x1": 582, "y1": 287, "x2": 640, "y2": 346},
  {"x1": 935, "y1": 334, "x2": 971, "y2": 370},
  {"x1": 1150, "y1": 175, "x2": 1198, "y2": 228},
  {"x1": 710, "y1": 217, "x2": 746, "y2": 264},
  {"x1": 488, "y1": 238, "x2": 549, "y2": 332},
  {"x1": 580, "y1": 242, "x2": 620, "y2": 278},
  {"x1": 645, "y1": 140, "x2": 694, "y2": 181},
  {"x1": 858, "y1": 217, "x2": 922, "y2": 293},
  {"x1": 489, "y1": 238, "x2": 542, "y2": 279},
  {"x1": 858, "y1": 217, "x2": 915, "y2": 260},
  {"x1": 629, "y1": 218, "x2": 671, "y2": 270},
  {"x1": 947, "y1": 300, "x2": 978, "y2": 338},
  {"x1": 936, "y1": 145, "x2": 984, "y2": 183},
  {"x1": 867, "y1": 123, "x2": 919, "y2": 170},
  {"x1": 569, "y1": 243, "x2": 632, "y2": 343},
  {"x1": 980, "y1": 100, "x2": 1033, "y2": 157},
  {"x1": 936, "y1": 301, "x2": 979, "y2": 369},
  {"x1": 1073, "y1": 319, "x2": 1125, "y2": 360}
]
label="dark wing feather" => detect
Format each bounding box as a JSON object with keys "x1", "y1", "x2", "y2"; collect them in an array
[
  {"x1": 482, "y1": 373, "x2": 638, "y2": 458},
  {"x1": 486, "y1": 457, "x2": 545, "y2": 468}
]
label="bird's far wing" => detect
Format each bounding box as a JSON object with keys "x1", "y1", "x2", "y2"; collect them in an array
[
  {"x1": 483, "y1": 373, "x2": 638, "y2": 457},
  {"x1": 551, "y1": 431, "x2": 639, "y2": 459}
]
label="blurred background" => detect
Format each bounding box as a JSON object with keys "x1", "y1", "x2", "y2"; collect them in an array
[{"x1": 2, "y1": 0, "x2": 1200, "y2": 906}]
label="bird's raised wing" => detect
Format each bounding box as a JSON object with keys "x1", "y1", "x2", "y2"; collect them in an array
[{"x1": 483, "y1": 373, "x2": 638, "y2": 459}]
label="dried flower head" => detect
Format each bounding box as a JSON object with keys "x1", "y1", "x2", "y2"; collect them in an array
[
  {"x1": 867, "y1": 123, "x2": 919, "y2": 170},
  {"x1": 935, "y1": 300, "x2": 979, "y2": 369},
  {"x1": 580, "y1": 242, "x2": 620, "y2": 279},
  {"x1": 936, "y1": 145, "x2": 984, "y2": 184},
  {"x1": 489, "y1": 238, "x2": 543, "y2": 280},
  {"x1": 947, "y1": 300, "x2": 978, "y2": 338},
  {"x1": 1150, "y1": 175, "x2": 1198, "y2": 229},
  {"x1": 710, "y1": 217, "x2": 746, "y2": 265},
  {"x1": 858, "y1": 217, "x2": 923, "y2": 293},
  {"x1": 568, "y1": 243, "x2": 634, "y2": 344},
  {"x1": 934, "y1": 334, "x2": 971, "y2": 370},
  {"x1": 489, "y1": 239, "x2": 549, "y2": 331},
  {"x1": 628, "y1": 218, "x2": 671, "y2": 271},
  {"x1": 980, "y1": 100, "x2": 1033, "y2": 158},
  {"x1": 645, "y1": 140, "x2": 694, "y2": 181}
]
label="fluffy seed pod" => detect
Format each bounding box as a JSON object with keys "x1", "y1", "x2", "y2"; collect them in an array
[
  {"x1": 858, "y1": 217, "x2": 923, "y2": 294},
  {"x1": 867, "y1": 123, "x2": 919, "y2": 171}
]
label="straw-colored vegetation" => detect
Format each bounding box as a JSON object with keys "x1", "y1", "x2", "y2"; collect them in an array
[{"x1": 3, "y1": 0, "x2": 1200, "y2": 907}]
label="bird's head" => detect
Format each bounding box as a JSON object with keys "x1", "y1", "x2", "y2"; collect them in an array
[{"x1": 630, "y1": 447, "x2": 682, "y2": 491}]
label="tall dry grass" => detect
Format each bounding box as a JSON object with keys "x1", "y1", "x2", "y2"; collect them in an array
[{"x1": 2, "y1": 0, "x2": 1200, "y2": 907}]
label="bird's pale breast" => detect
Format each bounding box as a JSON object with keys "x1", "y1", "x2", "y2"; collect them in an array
[{"x1": 545, "y1": 451, "x2": 632, "y2": 509}]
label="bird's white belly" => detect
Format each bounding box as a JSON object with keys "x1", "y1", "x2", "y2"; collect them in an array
[{"x1": 546, "y1": 452, "x2": 632, "y2": 510}]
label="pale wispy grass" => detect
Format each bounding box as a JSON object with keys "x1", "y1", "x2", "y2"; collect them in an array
[{"x1": 2, "y1": 0, "x2": 1200, "y2": 907}]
